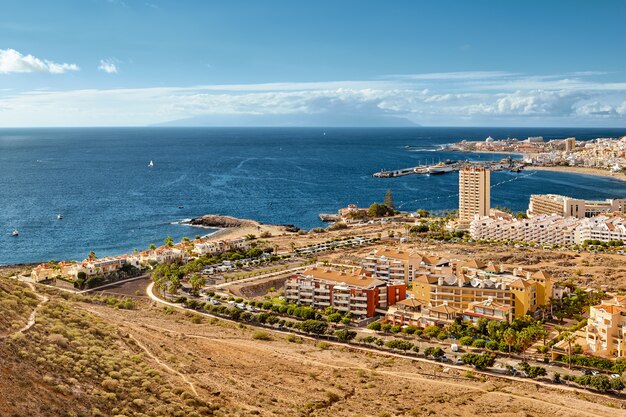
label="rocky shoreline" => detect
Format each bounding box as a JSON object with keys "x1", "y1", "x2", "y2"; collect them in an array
[
  {"x1": 185, "y1": 214, "x2": 258, "y2": 228},
  {"x1": 185, "y1": 214, "x2": 301, "y2": 233}
]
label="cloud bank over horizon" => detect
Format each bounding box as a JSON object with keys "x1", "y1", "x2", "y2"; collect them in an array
[{"x1": 1, "y1": 71, "x2": 626, "y2": 127}]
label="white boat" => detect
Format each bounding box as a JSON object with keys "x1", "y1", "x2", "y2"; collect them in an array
[
  {"x1": 11, "y1": 229, "x2": 19, "y2": 237},
  {"x1": 57, "y1": 213, "x2": 63, "y2": 220},
  {"x1": 427, "y1": 164, "x2": 456, "y2": 175},
  {"x1": 611, "y1": 164, "x2": 621, "y2": 173},
  {"x1": 148, "y1": 160, "x2": 154, "y2": 168}
]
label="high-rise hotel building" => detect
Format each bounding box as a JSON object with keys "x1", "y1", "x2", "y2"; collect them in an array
[{"x1": 459, "y1": 167, "x2": 490, "y2": 222}]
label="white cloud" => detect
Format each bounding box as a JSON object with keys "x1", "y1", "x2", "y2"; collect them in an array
[
  {"x1": 0, "y1": 71, "x2": 625, "y2": 127},
  {"x1": 0, "y1": 48, "x2": 79, "y2": 74},
  {"x1": 98, "y1": 59, "x2": 118, "y2": 74}
]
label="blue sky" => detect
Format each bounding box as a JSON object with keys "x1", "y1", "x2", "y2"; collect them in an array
[{"x1": 1, "y1": 0, "x2": 626, "y2": 127}]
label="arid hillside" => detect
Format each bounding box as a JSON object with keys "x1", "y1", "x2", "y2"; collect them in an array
[{"x1": 1, "y1": 275, "x2": 624, "y2": 417}]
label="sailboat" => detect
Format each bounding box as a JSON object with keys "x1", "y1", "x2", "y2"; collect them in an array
[
  {"x1": 11, "y1": 229, "x2": 19, "y2": 237},
  {"x1": 148, "y1": 160, "x2": 154, "y2": 168}
]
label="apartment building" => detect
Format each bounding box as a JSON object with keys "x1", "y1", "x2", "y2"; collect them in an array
[
  {"x1": 470, "y1": 214, "x2": 626, "y2": 246},
  {"x1": 585, "y1": 296, "x2": 626, "y2": 358},
  {"x1": 576, "y1": 216, "x2": 626, "y2": 243},
  {"x1": 528, "y1": 194, "x2": 626, "y2": 218},
  {"x1": 564, "y1": 137, "x2": 576, "y2": 152},
  {"x1": 470, "y1": 214, "x2": 579, "y2": 246},
  {"x1": 462, "y1": 298, "x2": 513, "y2": 323},
  {"x1": 284, "y1": 267, "x2": 406, "y2": 318},
  {"x1": 193, "y1": 238, "x2": 251, "y2": 256},
  {"x1": 411, "y1": 262, "x2": 553, "y2": 318},
  {"x1": 360, "y1": 248, "x2": 451, "y2": 284},
  {"x1": 459, "y1": 167, "x2": 490, "y2": 222}
]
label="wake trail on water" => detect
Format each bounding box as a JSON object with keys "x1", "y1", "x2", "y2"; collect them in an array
[{"x1": 396, "y1": 171, "x2": 536, "y2": 209}]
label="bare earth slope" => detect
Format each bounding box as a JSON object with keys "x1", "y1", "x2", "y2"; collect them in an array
[{"x1": 2, "y1": 277, "x2": 625, "y2": 417}]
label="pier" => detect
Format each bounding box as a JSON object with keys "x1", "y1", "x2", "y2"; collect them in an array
[{"x1": 372, "y1": 158, "x2": 525, "y2": 178}]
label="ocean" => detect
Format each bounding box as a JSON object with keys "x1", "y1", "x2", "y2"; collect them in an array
[{"x1": 1, "y1": 127, "x2": 626, "y2": 265}]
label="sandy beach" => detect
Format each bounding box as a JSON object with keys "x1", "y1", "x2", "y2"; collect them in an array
[{"x1": 528, "y1": 165, "x2": 626, "y2": 182}]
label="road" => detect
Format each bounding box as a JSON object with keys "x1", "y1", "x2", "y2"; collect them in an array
[{"x1": 144, "y1": 282, "x2": 620, "y2": 403}]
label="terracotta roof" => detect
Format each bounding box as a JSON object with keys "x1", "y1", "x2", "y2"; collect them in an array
[
  {"x1": 532, "y1": 270, "x2": 552, "y2": 280},
  {"x1": 464, "y1": 259, "x2": 486, "y2": 269},
  {"x1": 428, "y1": 303, "x2": 460, "y2": 315},
  {"x1": 414, "y1": 274, "x2": 440, "y2": 284},
  {"x1": 595, "y1": 304, "x2": 626, "y2": 314},
  {"x1": 299, "y1": 267, "x2": 386, "y2": 289},
  {"x1": 396, "y1": 298, "x2": 426, "y2": 308},
  {"x1": 373, "y1": 248, "x2": 411, "y2": 261},
  {"x1": 484, "y1": 263, "x2": 501, "y2": 273},
  {"x1": 509, "y1": 278, "x2": 534, "y2": 289}
]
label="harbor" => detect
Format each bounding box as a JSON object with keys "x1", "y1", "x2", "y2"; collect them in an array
[{"x1": 372, "y1": 158, "x2": 525, "y2": 178}]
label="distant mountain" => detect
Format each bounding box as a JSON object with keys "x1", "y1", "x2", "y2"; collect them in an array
[{"x1": 153, "y1": 113, "x2": 418, "y2": 127}]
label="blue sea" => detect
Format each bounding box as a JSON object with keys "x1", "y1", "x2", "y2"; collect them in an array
[{"x1": 2, "y1": 127, "x2": 626, "y2": 265}]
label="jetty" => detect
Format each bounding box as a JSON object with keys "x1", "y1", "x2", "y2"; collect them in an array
[
  {"x1": 319, "y1": 213, "x2": 340, "y2": 222},
  {"x1": 373, "y1": 158, "x2": 525, "y2": 178}
]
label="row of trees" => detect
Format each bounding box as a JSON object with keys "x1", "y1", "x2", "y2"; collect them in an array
[{"x1": 369, "y1": 316, "x2": 549, "y2": 356}]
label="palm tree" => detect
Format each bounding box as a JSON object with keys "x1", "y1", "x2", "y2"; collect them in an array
[
  {"x1": 167, "y1": 276, "x2": 181, "y2": 297},
  {"x1": 88, "y1": 250, "x2": 97, "y2": 260},
  {"x1": 517, "y1": 329, "x2": 533, "y2": 361},
  {"x1": 561, "y1": 331, "x2": 575, "y2": 369},
  {"x1": 149, "y1": 243, "x2": 156, "y2": 250},
  {"x1": 189, "y1": 274, "x2": 206, "y2": 295},
  {"x1": 164, "y1": 236, "x2": 174, "y2": 247},
  {"x1": 503, "y1": 328, "x2": 517, "y2": 356}
]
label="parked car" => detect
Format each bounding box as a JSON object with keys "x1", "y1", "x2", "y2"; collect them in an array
[
  {"x1": 211, "y1": 299, "x2": 221, "y2": 305},
  {"x1": 455, "y1": 358, "x2": 463, "y2": 365}
]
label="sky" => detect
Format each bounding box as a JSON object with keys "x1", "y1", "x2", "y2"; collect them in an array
[{"x1": 1, "y1": 0, "x2": 626, "y2": 127}]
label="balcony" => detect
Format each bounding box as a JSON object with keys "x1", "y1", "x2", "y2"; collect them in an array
[{"x1": 351, "y1": 302, "x2": 368, "y2": 308}]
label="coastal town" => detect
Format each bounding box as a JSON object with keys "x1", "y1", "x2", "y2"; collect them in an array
[
  {"x1": 18, "y1": 137, "x2": 626, "y2": 389},
  {"x1": 4, "y1": 3, "x2": 626, "y2": 416},
  {"x1": 373, "y1": 134, "x2": 626, "y2": 180}
]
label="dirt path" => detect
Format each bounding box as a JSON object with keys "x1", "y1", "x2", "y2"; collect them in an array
[
  {"x1": 128, "y1": 320, "x2": 618, "y2": 417},
  {"x1": 124, "y1": 329, "x2": 199, "y2": 396},
  {"x1": 1, "y1": 282, "x2": 49, "y2": 339}
]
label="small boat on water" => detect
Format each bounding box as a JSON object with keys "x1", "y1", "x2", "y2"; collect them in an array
[
  {"x1": 57, "y1": 212, "x2": 63, "y2": 220},
  {"x1": 11, "y1": 229, "x2": 19, "y2": 237},
  {"x1": 148, "y1": 160, "x2": 154, "y2": 168}
]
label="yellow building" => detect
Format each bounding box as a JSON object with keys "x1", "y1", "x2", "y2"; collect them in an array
[
  {"x1": 410, "y1": 262, "x2": 553, "y2": 319},
  {"x1": 585, "y1": 296, "x2": 626, "y2": 358},
  {"x1": 459, "y1": 167, "x2": 490, "y2": 222}
]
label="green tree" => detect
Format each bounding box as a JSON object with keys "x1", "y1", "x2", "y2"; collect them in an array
[
  {"x1": 383, "y1": 189, "x2": 395, "y2": 210},
  {"x1": 368, "y1": 203, "x2": 393, "y2": 218},
  {"x1": 88, "y1": 250, "x2": 97, "y2": 260},
  {"x1": 327, "y1": 312, "x2": 342, "y2": 323},
  {"x1": 334, "y1": 329, "x2": 357, "y2": 342},
  {"x1": 459, "y1": 336, "x2": 474, "y2": 346},
  {"x1": 367, "y1": 321, "x2": 382, "y2": 331},
  {"x1": 503, "y1": 328, "x2": 517, "y2": 355},
  {"x1": 164, "y1": 236, "x2": 174, "y2": 247},
  {"x1": 561, "y1": 331, "x2": 575, "y2": 369},
  {"x1": 149, "y1": 243, "x2": 156, "y2": 250},
  {"x1": 300, "y1": 320, "x2": 328, "y2": 335},
  {"x1": 385, "y1": 339, "x2": 414, "y2": 351},
  {"x1": 189, "y1": 274, "x2": 206, "y2": 295}
]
